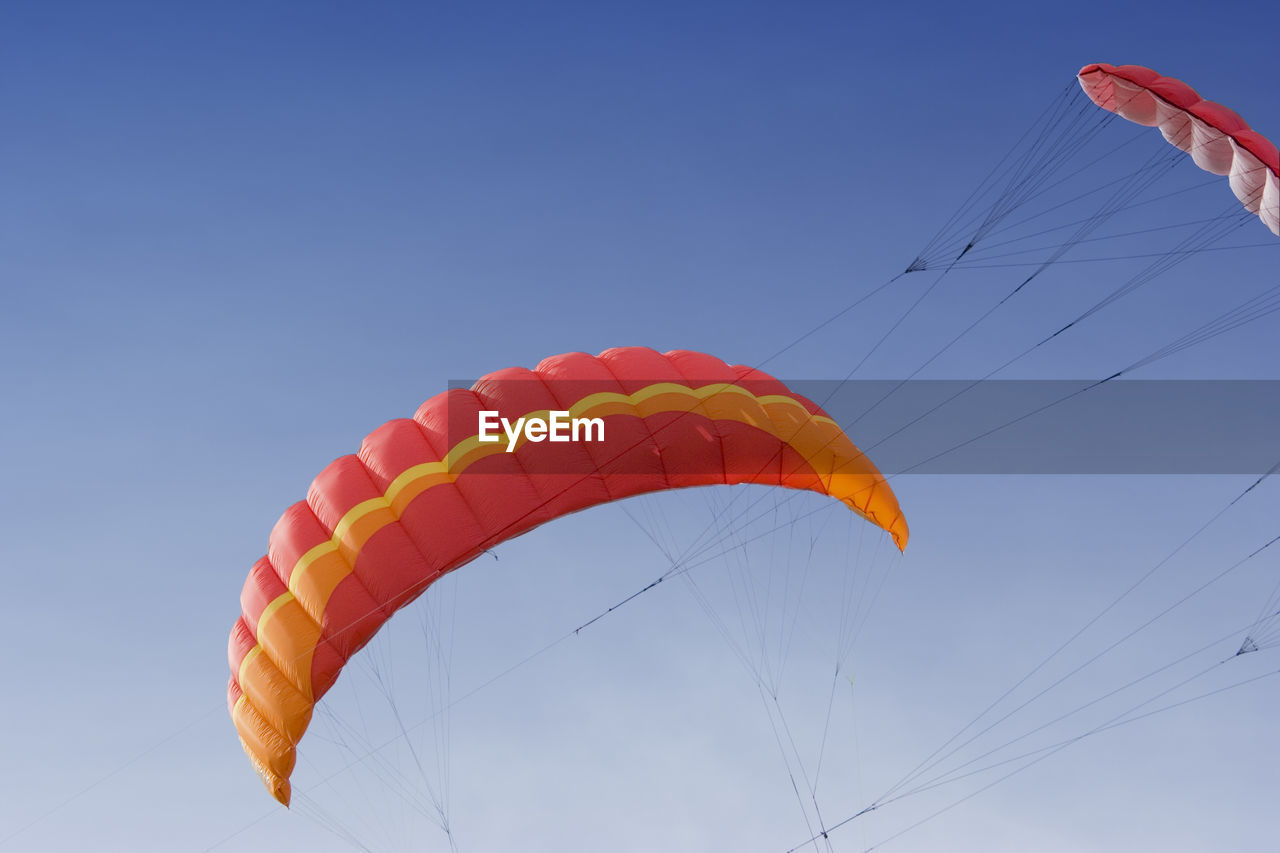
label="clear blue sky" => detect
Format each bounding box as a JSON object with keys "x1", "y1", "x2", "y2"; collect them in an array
[{"x1": 2, "y1": 2, "x2": 1277, "y2": 851}]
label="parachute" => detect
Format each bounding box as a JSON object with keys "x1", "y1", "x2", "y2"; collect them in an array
[
  {"x1": 1078, "y1": 63, "x2": 1279, "y2": 235},
  {"x1": 227, "y1": 347, "x2": 908, "y2": 805}
]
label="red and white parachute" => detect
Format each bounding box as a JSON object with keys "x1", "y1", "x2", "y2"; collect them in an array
[{"x1": 1079, "y1": 63, "x2": 1279, "y2": 236}]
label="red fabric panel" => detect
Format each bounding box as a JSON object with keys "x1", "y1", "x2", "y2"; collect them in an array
[
  {"x1": 228, "y1": 617, "x2": 256, "y2": 676},
  {"x1": 266, "y1": 502, "x2": 329, "y2": 588},
  {"x1": 239, "y1": 557, "x2": 283, "y2": 631},
  {"x1": 314, "y1": 572, "x2": 390, "y2": 690}
]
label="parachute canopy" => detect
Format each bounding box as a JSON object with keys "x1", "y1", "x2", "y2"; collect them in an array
[
  {"x1": 228, "y1": 347, "x2": 908, "y2": 805},
  {"x1": 1078, "y1": 63, "x2": 1279, "y2": 235}
]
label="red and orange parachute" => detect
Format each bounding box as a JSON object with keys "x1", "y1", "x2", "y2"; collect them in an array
[
  {"x1": 228, "y1": 347, "x2": 908, "y2": 805},
  {"x1": 1079, "y1": 63, "x2": 1279, "y2": 236}
]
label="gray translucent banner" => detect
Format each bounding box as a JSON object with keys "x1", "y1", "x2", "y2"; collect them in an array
[{"x1": 784, "y1": 379, "x2": 1279, "y2": 474}]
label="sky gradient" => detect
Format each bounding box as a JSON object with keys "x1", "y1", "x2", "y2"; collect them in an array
[{"x1": 2, "y1": 2, "x2": 1277, "y2": 851}]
